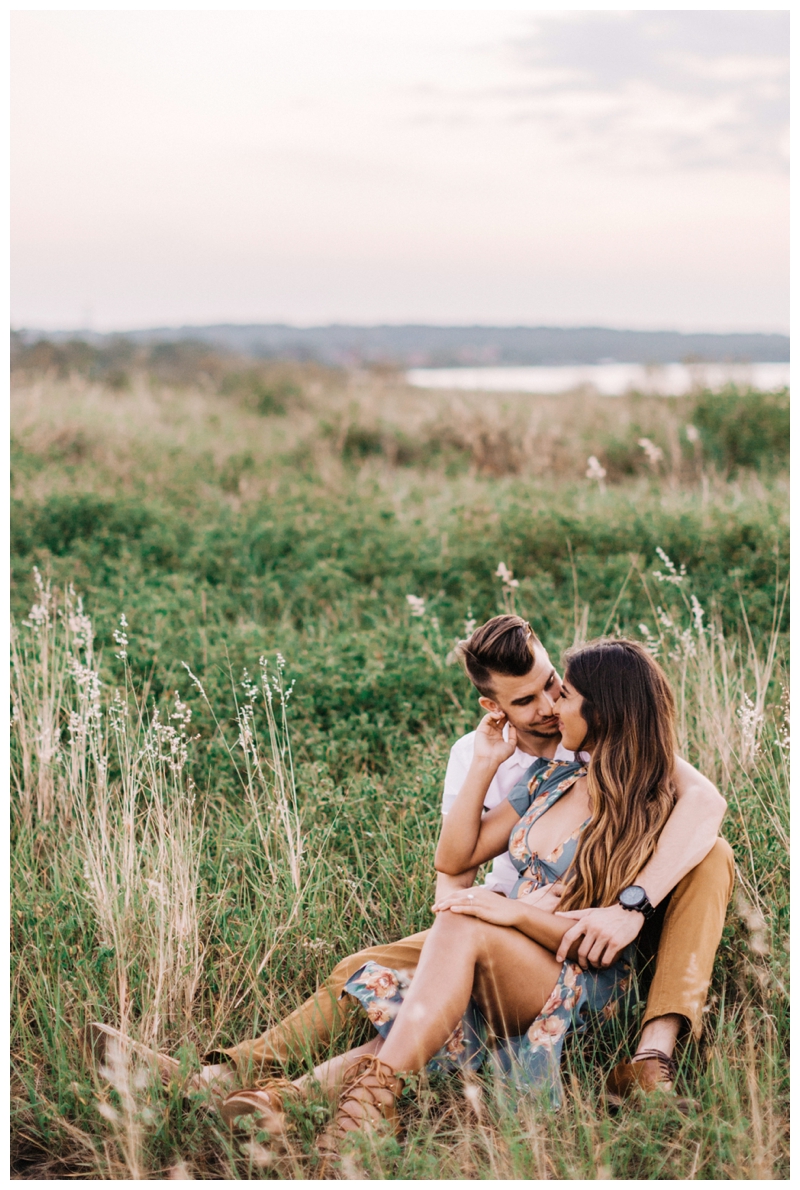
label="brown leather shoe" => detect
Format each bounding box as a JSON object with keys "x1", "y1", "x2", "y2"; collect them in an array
[{"x1": 606, "y1": 1049, "x2": 694, "y2": 1113}]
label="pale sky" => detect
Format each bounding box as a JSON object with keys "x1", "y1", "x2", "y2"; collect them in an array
[{"x1": 11, "y1": 9, "x2": 789, "y2": 333}]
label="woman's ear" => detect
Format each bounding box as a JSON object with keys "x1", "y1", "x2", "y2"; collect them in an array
[{"x1": 578, "y1": 698, "x2": 598, "y2": 750}]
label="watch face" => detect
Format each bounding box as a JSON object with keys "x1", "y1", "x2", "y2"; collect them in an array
[{"x1": 620, "y1": 885, "x2": 645, "y2": 908}]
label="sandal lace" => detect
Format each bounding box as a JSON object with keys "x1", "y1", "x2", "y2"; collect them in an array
[{"x1": 320, "y1": 1056, "x2": 400, "y2": 1149}]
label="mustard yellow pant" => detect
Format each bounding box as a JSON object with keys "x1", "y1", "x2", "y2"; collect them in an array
[{"x1": 221, "y1": 838, "x2": 734, "y2": 1074}]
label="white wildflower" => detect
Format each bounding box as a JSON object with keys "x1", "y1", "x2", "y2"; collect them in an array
[
  {"x1": 68, "y1": 595, "x2": 94, "y2": 652},
  {"x1": 685, "y1": 423, "x2": 700, "y2": 444},
  {"x1": 668, "y1": 627, "x2": 696, "y2": 662},
  {"x1": 26, "y1": 601, "x2": 48, "y2": 629},
  {"x1": 735, "y1": 889, "x2": 770, "y2": 957},
  {"x1": 302, "y1": 937, "x2": 330, "y2": 951},
  {"x1": 25, "y1": 567, "x2": 52, "y2": 630},
  {"x1": 585, "y1": 455, "x2": 607, "y2": 482},
  {"x1": 68, "y1": 710, "x2": 85, "y2": 739},
  {"x1": 108, "y1": 689, "x2": 127, "y2": 736},
  {"x1": 170, "y1": 692, "x2": 192, "y2": 725},
  {"x1": 638, "y1": 623, "x2": 660, "y2": 656},
  {"x1": 653, "y1": 547, "x2": 686, "y2": 586},
  {"x1": 495, "y1": 562, "x2": 519, "y2": 589},
  {"x1": 738, "y1": 693, "x2": 764, "y2": 765},
  {"x1": 656, "y1": 606, "x2": 673, "y2": 630},
  {"x1": 690, "y1": 594, "x2": 706, "y2": 634},
  {"x1": 638, "y1": 437, "x2": 664, "y2": 466},
  {"x1": 113, "y1": 613, "x2": 128, "y2": 661},
  {"x1": 67, "y1": 652, "x2": 103, "y2": 727},
  {"x1": 181, "y1": 662, "x2": 207, "y2": 700},
  {"x1": 406, "y1": 594, "x2": 426, "y2": 618},
  {"x1": 237, "y1": 704, "x2": 256, "y2": 755}
]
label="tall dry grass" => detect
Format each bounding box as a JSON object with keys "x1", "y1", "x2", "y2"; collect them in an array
[{"x1": 11, "y1": 368, "x2": 768, "y2": 503}]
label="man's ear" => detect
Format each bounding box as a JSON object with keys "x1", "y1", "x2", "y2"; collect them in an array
[{"x1": 478, "y1": 695, "x2": 502, "y2": 715}]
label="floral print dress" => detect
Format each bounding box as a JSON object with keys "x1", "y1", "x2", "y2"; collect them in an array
[{"x1": 343, "y1": 757, "x2": 634, "y2": 1107}]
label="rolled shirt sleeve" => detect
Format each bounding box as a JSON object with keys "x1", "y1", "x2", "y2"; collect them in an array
[
  {"x1": 440, "y1": 732, "x2": 531, "y2": 896},
  {"x1": 441, "y1": 734, "x2": 476, "y2": 818}
]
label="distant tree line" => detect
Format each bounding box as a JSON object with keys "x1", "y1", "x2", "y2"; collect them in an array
[{"x1": 11, "y1": 323, "x2": 789, "y2": 368}]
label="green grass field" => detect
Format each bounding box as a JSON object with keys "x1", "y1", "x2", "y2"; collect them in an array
[{"x1": 10, "y1": 359, "x2": 789, "y2": 1178}]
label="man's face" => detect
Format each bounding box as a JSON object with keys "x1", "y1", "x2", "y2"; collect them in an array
[{"x1": 478, "y1": 643, "x2": 564, "y2": 744}]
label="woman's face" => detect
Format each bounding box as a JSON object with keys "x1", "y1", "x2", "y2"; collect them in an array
[{"x1": 553, "y1": 673, "x2": 592, "y2": 754}]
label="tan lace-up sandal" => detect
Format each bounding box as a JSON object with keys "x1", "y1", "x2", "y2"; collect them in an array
[
  {"x1": 316, "y1": 1055, "x2": 402, "y2": 1174},
  {"x1": 219, "y1": 1079, "x2": 304, "y2": 1136},
  {"x1": 80, "y1": 1023, "x2": 236, "y2": 1102}
]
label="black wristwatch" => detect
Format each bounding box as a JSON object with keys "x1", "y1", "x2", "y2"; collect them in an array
[{"x1": 618, "y1": 885, "x2": 656, "y2": 920}]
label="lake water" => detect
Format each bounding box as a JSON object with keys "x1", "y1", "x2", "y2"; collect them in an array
[{"x1": 406, "y1": 362, "x2": 790, "y2": 397}]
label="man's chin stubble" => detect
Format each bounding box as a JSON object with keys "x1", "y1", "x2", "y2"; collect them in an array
[{"x1": 524, "y1": 726, "x2": 562, "y2": 741}]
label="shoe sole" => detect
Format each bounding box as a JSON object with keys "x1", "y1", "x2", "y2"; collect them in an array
[
  {"x1": 81, "y1": 1023, "x2": 181, "y2": 1083},
  {"x1": 604, "y1": 1087, "x2": 696, "y2": 1115},
  {"x1": 219, "y1": 1091, "x2": 289, "y2": 1135},
  {"x1": 80, "y1": 1022, "x2": 224, "y2": 1098}
]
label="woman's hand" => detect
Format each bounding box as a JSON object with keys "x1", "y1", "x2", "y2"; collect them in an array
[
  {"x1": 471, "y1": 712, "x2": 517, "y2": 770},
  {"x1": 432, "y1": 887, "x2": 520, "y2": 928}
]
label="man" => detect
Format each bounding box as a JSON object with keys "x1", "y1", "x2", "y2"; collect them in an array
[{"x1": 217, "y1": 614, "x2": 734, "y2": 1104}]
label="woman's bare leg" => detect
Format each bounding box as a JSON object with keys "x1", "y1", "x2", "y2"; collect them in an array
[
  {"x1": 378, "y1": 910, "x2": 562, "y2": 1074},
  {"x1": 293, "y1": 1037, "x2": 384, "y2": 1098}
]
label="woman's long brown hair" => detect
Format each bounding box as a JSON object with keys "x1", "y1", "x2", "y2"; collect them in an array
[{"x1": 559, "y1": 638, "x2": 677, "y2": 911}]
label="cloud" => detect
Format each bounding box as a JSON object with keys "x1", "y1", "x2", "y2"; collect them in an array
[{"x1": 408, "y1": 11, "x2": 788, "y2": 174}]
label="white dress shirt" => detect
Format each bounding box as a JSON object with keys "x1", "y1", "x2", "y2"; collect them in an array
[{"x1": 441, "y1": 730, "x2": 580, "y2": 894}]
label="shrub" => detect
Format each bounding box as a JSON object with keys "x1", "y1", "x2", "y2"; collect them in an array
[
  {"x1": 691, "y1": 387, "x2": 789, "y2": 473},
  {"x1": 218, "y1": 451, "x2": 256, "y2": 494},
  {"x1": 341, "y1": 423, "x2": 385, "y2": 460},
  {"x1": 219, "y1": 369, "x2": 303, "y2": 415}
]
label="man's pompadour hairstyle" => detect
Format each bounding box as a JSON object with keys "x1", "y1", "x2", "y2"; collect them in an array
[{"x1": 455, "y1": 614, "x2": 540, "y2": 696}]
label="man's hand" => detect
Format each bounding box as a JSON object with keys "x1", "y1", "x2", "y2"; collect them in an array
[
  {"x1": 555, "y1": 903, "x2": 645, "y2": 968},
  {"x1": 472, "y1": 712, "x2": 517, "y2": 770},
  {"x1": 432, "y1": 887, "x2": 519, "y2": 928}
]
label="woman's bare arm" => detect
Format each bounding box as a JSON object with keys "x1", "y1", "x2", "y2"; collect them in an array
[
  {"x1": 435, "y1": 886, "x2": 583, "y2": 961},
  {"x1": 510, "y1": 899, "x2": 583, "y2": 957},
  {"x1": 434, "y1": 712, "x2": 524, "y2": 875},
  {"x1": 435, "y1": 768, "x2": 521, "y2": 874}
]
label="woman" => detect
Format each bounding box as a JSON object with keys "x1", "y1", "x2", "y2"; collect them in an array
[{"x1": 218, "y1": 637, "x2": 678, "y2": 1157}]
